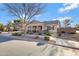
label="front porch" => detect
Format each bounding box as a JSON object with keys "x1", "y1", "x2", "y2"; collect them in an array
[
  {"x1": 27, "y1": 25, "x2": 44, "y2": 33},
  {"x1": 26, "y1": 24, "x2": 59, "y2": 34}
]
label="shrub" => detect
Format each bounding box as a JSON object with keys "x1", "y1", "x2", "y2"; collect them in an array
[
  {"x1": 32, "y1": 30, "x2": 36, "y2": 33},
  {"x1": 61, "y1": 31, "x2": 65, "y2": 33},
  {"x1": 44, "y1": 31, "x2": 51, "y2": 36},
  {"x1": 69, "y1": 32, "x2": 75, "y2": 34},
  {"x1": 26, "y1": 30, "x2": 33, "y2": 34},
  {"x1": 57, "y1": 33, "x2": 61, "y2": 36},
  {"x1": 38, "y1": 32, "x2": 42, "y2": 35},
  {"x1": 12, "y1": 32, "x2": 22, "y2": 36},
  {"x1": 34, "y1": 36, "x2": 39, "y2": 39},
  {"x1": 10, "y1": 27, "x2": 14, "y2": 32},
  {"x1": 0, "y1": 31, "x2": 2, "y2": 34},
  {"x1": 44, "y1": 36, "x2": 50, "y2": 41},
  {"x1": 21, "y1": 31, "x2": 24, "y2": 34},
  {"x1": 3, "y1": 28, "x2": 8, "y2": 32}
]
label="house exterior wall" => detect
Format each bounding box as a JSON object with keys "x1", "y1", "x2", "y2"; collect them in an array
[
  {"x1": 26, "y1": 20, "x2": 60, "y2": 33},
  {"x1": 44, "y1": 24, "x2": 59, "y2": 33},
  {"x1": 26, "y1": 23, "x2": 45, "y2": 32}
]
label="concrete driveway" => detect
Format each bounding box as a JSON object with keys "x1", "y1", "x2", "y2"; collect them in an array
[{"x1": 0, "y1": 40, "x2": 52, "y2": 56}]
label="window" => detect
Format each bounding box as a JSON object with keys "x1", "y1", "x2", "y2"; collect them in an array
[
  {"x1": 47, "y1": 26, "x2": 51, "y2": 30},
  {"x1": 38, "y1": 26, "x2": 42, "y2": 30},
  {"x1": 52, "y1": 26, "x2": 54, "y2": 30},
  {"x1": 32, "y1": 26, "x2": 37, "y2": 32},
  {"x1": 33, "y1": 26, "x2": 37, "y2": 29}
]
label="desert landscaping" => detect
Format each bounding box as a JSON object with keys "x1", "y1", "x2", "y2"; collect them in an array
[
  {"x1": 0, "y1": 31, "x2": 79, "y2": 56},
  {"x1": 0, "y1": 3, "x2": 79, "y2": 56}
]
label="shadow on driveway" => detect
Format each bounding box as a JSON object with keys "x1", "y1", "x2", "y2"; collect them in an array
[
  {"x1": 0, "y1": 35, "x2": 13, "y2": 43},
  {"x1": 0, "y1": 34, "x2": 47, "y2": 46}
]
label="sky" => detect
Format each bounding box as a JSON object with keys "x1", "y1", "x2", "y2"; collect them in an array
[{"x1": 0, "y1": 3, "x2": 79, "y2": 26}]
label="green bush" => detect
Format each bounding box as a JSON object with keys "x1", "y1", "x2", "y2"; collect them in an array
[
  {"x1": 3, "y1": 28, "x2": 8, "y2": 32},
  {"x1": 26, "y1": 30, "x2": 33, "y2": 34},
  {"x1": 32, "y1": 30, "x2": 36, "y2": 33},
  {"x1": 12, "y1": 32, "x2": 22, "y2": 36},
  {"x1": 44, "y1": 31, "x2": 51, "y2": 36},
  {"x1": 44, "y1": 36, "x2": 50, "y2": 41}
]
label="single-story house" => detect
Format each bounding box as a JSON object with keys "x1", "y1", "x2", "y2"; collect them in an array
[{"x1": 26, "y1": 20, "x2": 61, "y2": 33}]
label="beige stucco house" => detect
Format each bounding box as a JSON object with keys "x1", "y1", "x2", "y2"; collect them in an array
[{"x1": 26, "y1": 20, "x2": 61, "y2": 33}]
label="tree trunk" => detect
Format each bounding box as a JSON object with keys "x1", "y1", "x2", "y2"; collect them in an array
[
  {"x1": 23, "y1": 24, "x2": 28, "y2": 36},
  {"x1": 24, "y1": 26, "x2": 26, "y2": 36}
]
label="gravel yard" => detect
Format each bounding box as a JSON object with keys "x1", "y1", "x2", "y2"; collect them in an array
[{"x1": 0, "y1": 32, "x2": 79, "y2": 56}]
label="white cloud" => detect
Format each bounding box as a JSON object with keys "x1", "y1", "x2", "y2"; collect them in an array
[
  {"x1": 59, "y1": 3, "x2": 79, "y2": 13},
  {"x1": 36, "y1": 14, "x2": 41, "y2": 17},
  {"x1": 57, "y1": 17, "x2": 71, "y2": 21},
  {"x1": 52, "y1": 19, "x2": 57, "y2": 20},
  {"x1": 53, "y1": 16, "x2": 71, "y2": 21}
]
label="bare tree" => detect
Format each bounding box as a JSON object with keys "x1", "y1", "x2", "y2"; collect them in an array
[
  {"x1": 75, "y1": 24, "x2": 79, "y2": 30},
  {"x1": 3, "y1": 3, "x2": 46, "y2": 36},
  {"x1": 63, "y1": 19, "x2": 73, "y2": 28}
]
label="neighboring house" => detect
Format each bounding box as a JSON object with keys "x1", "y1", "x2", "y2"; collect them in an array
[
  {"x1": 14, "y1": 23, "x2": 26, "y2": 31},
  {"x1": 14, "y1": 19, "x2": 26, "y2": 31},
  {"x1": 14, "y1": 22, "x2": 20, "y2": 31},
  {"x1": 7, "y1": 23, "x2": 14, "y2": 31},
  {"x1": 26, "y1": 20, "x2": 61, "y2": 33},
  {"x1": 6, "y1": 19, "x2": 26, "y2": 31}
]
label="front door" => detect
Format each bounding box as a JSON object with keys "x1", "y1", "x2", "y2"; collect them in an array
[
  {"x1": 38, "y1": 26, "x2": 42, "y2": 32},
  {"x1": 33, "y1": 26, "x2": 37, "y2": 32}
]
